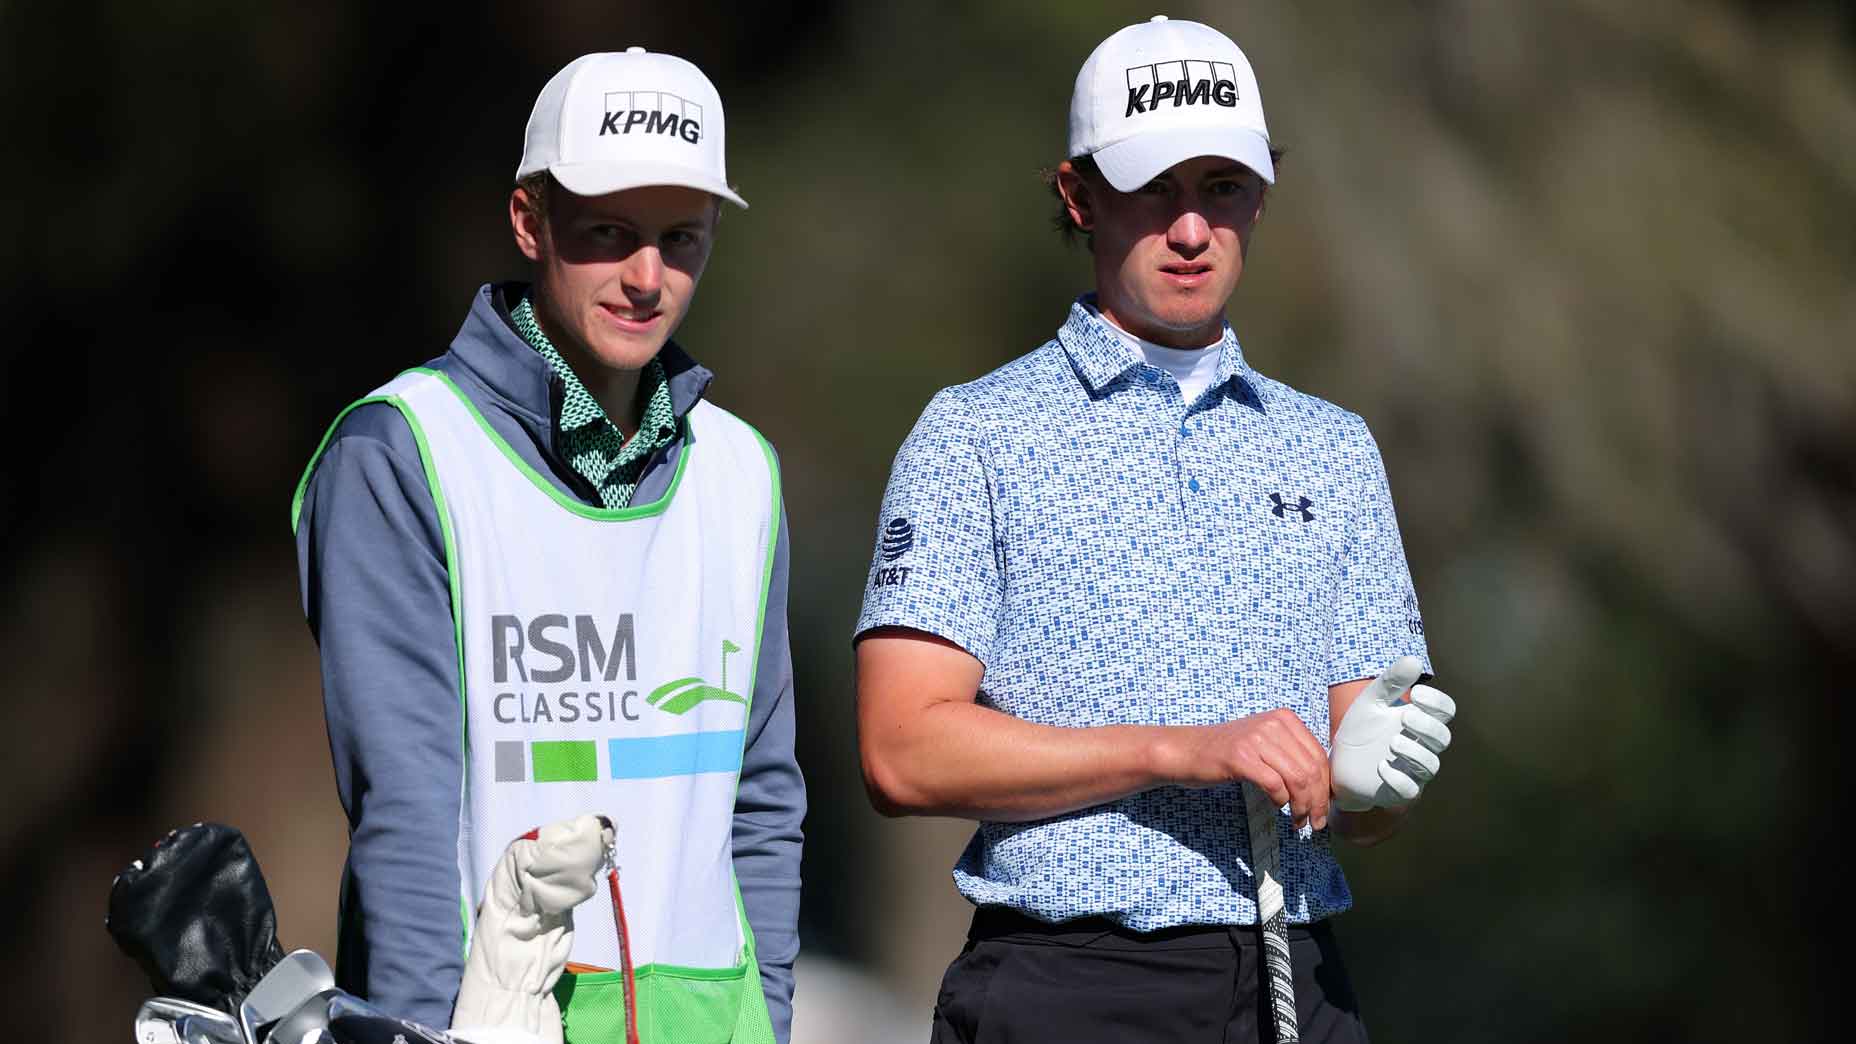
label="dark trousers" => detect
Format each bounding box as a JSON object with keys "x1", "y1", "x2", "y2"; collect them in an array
[{"x1": 929, "y1": 907, "x2": 1370, "y2": 1044}]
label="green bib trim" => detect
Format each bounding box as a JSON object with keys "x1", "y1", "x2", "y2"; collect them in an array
[
  {"x1": 290, "y1": 389, "x2": 471, "y2": 948},
  {"x1": 404, "y1": 368, "x2": 692, "y2": 522}
]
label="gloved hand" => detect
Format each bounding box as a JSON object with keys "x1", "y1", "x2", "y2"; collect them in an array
[
  {"x1": 451, "y1": 814, "x2": 616, "y2": 1044},
  {"x1": 1330, "y1": 656, "x2": 1456, "y2": 812}
]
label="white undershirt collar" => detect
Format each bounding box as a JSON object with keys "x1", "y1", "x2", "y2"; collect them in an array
[{"x1": 1087, "y1": 304, "x2": 1224, "y2": 405}]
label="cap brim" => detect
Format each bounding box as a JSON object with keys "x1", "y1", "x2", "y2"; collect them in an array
[
  {"x1": 547, "y1": 161, "x2": 749, "y2": 209},
  {"x1": 1090, "y1": 126, "x2": 1275, "y2": 192}
]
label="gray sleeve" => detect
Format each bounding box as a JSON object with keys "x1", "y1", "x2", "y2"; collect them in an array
[
  {"x1": 735, "y1": 504, "x2": 805, "y2": 1044},
  {"x1": 294, "y1": 402, "x2": 465, "y2": 1029}
]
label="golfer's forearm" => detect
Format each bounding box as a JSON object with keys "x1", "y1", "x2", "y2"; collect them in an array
[{"x1": 862, "y1": 700, "x2": 1180, "y2": 821}]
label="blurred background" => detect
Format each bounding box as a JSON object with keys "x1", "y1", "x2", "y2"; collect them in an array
[{"x1": 3, "y1": 0, "x2": 1849, "y2": 1040}]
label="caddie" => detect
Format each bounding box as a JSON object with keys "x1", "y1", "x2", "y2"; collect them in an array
[
  {"x1": 854, "y1": 16, "x2": 1456, "y2": 1043},
  {"x1": 293, "y1": 49, "x2": 804, "y2": 1044}
]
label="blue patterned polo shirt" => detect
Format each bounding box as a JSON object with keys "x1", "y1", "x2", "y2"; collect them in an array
[{"x1": 854, "y1": 297, "x2": 1432, "y2": 929}]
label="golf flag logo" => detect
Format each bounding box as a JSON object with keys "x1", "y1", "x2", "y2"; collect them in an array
[{"x1": 646, "y1": 638, "x2": 745, "y2": 714}]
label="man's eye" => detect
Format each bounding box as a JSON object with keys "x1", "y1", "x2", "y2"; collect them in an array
[
  {"x1": 1139, "y1": 180, "x2": 1171, "y2": 195},
  {"x1": 589, "y1": 225, "x2": 622, "y2": 239},
  {"x1": 665, "y1": 230, "x2": 697, "y2": 247}
]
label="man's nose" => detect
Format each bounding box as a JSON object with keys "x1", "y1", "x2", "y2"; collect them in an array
[
  {"x1": 1168, "y1": 208, "x2": 1211, "y2": 257},
  {"x1": 623, "y1": 246, "x2": 664, "y2": 298}
]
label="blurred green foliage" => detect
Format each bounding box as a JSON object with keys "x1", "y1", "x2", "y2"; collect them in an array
[{"x1": 2, "y1": 1, "x2": 1847, "y2": 1041}]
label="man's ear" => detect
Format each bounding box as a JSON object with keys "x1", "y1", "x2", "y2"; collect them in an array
[
  {"x1": 510, "y1": 186, "x2": 545, "y2": 262},
  {"x1": 1054, "y1": 160, "x2": 1094, "y2": 232}
]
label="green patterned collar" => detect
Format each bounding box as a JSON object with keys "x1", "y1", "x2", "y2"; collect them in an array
[{"x1": 510, "y1": 293, "x2": 678, "y2": 509}]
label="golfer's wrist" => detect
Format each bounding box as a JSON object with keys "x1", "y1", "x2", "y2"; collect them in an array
[{"x1": 1140, "y1": 724, "x2": 1202, "y2": 788}]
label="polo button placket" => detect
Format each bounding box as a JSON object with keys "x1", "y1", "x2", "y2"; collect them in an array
[
  {"x1": 1181, "y1": 396, "x2": 1212, "y2": 503},
  {"x1": 1156, "y1": 383, "x2": 1202, "y2": 521}
]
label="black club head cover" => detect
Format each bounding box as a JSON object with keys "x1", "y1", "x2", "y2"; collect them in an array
[{"x1": 106, "y1": 822, "x2": 286, "y2": 1015}]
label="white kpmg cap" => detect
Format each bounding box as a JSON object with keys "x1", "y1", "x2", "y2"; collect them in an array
[
  {"x1": 517, "y1": 48, "x2": 748, "y2": 208},
  {"x1": 1068, "y1": 15, "x2": 1273, "y2": 191}
]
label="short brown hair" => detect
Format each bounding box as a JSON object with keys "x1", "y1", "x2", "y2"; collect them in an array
[
  {"x1": 516, "y1": 170, "x2": 552, "y2": 220},
  {"x1": 1043, "y1": 148, "x2": 1285, "y2": 251}
]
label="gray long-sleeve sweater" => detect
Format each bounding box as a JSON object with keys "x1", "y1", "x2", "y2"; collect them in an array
[{"x1": 293, "y1": 282, "x2": 804, "y2": 1040}]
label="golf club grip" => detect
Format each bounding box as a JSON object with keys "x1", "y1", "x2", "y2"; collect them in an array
[{"x1": 1243, "y1": 783, "x2": 1300, "y2": 1044}]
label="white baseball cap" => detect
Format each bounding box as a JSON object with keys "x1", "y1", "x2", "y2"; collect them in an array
[
  {"x1": 517, "y1": 49, "x2": 748, "y2": 208},
  {"x1": 1068, "y1": 15, "x2": 1273, "y2": 191}
]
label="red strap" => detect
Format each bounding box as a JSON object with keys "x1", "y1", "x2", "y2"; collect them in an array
[{"x1": 608, "y1": 867, "x2": 641, "y2": 1044}]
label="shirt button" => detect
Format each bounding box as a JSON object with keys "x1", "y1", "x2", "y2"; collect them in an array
[
  {"x1": 1179, "y1": 424, "x2": 1189, "y2": 437},
  {"x1": 1188, "y1": 478, "x2": 1201, "y2": 492}
]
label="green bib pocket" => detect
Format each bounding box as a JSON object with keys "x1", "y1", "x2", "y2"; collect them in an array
[{"x1": 556, "y1": 957, "x2": 761, "y2": 1044}]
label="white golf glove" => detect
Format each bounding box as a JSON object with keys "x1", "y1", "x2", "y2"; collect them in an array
[
  {"x1": 1330, "y1": 656, "x2": 1456, "y2": 812},
  {"x1": 451, "y1": 814, "x2": 615, "y2": 1044}
]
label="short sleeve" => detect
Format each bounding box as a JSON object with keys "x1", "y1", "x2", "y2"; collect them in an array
[
  {"x1": 1327, "y1": 416, "x2": 1432, "y2": 685},
  {"x1": 853, "y1": 388, "x2": 1003, "y2": 664}
]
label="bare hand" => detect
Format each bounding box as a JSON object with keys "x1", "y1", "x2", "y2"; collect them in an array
[{"x1": 1162, "y1": 709, "x2": 1331, "y2": 831}]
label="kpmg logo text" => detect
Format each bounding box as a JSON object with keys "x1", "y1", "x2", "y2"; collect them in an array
[
  {"x1": 599, "y1": 90, "x2": 703, "y2": 144},
  {"x1": 1124, "y1": 59, "x2": 1239, "y2": 117}
]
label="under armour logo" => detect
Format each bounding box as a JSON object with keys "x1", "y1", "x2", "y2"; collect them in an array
[{"x1": 1269, "y1": 493, "x2": 1314, "y2": 522}]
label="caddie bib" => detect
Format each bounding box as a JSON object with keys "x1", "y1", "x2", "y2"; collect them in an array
[{"x1": 298, "y1": 367, "x2": 780, "y2": 1044}]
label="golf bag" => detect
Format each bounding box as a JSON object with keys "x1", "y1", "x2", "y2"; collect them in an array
[{"x1": 109, "y1": 817, "x2": 620, "y2": 1044}]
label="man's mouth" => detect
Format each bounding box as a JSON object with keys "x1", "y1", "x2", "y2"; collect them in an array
[
  {"x1": 1160, "y1": 262, "x2": 1213, "y2": 286},
  {"x1": 599, "y1": 303, "x2": 662, "y2": 330}
]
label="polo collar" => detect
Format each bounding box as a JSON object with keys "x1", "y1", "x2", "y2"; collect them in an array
[
  {"x1": 449, "y1": 283, "x2": 715, "y2": 423},
  {"x1": 1056, "y1": 295, "x2": 1256, "y2": 403}
]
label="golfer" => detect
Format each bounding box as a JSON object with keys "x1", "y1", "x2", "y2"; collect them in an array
[
  {"x1": 294, "y1": 50, "x2": 803, "y2": 1044},
  {"x1": 855, "y1": 17, "x2": 1455, "y2": 1043}
]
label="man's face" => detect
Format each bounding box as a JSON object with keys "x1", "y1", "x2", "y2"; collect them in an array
[
  {"x1": 510, "y1": 181, "x2": 718, "y2": 373},
  {"x1": 1059, "y1": 155, "x2": 1267, "y2": 348}
]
